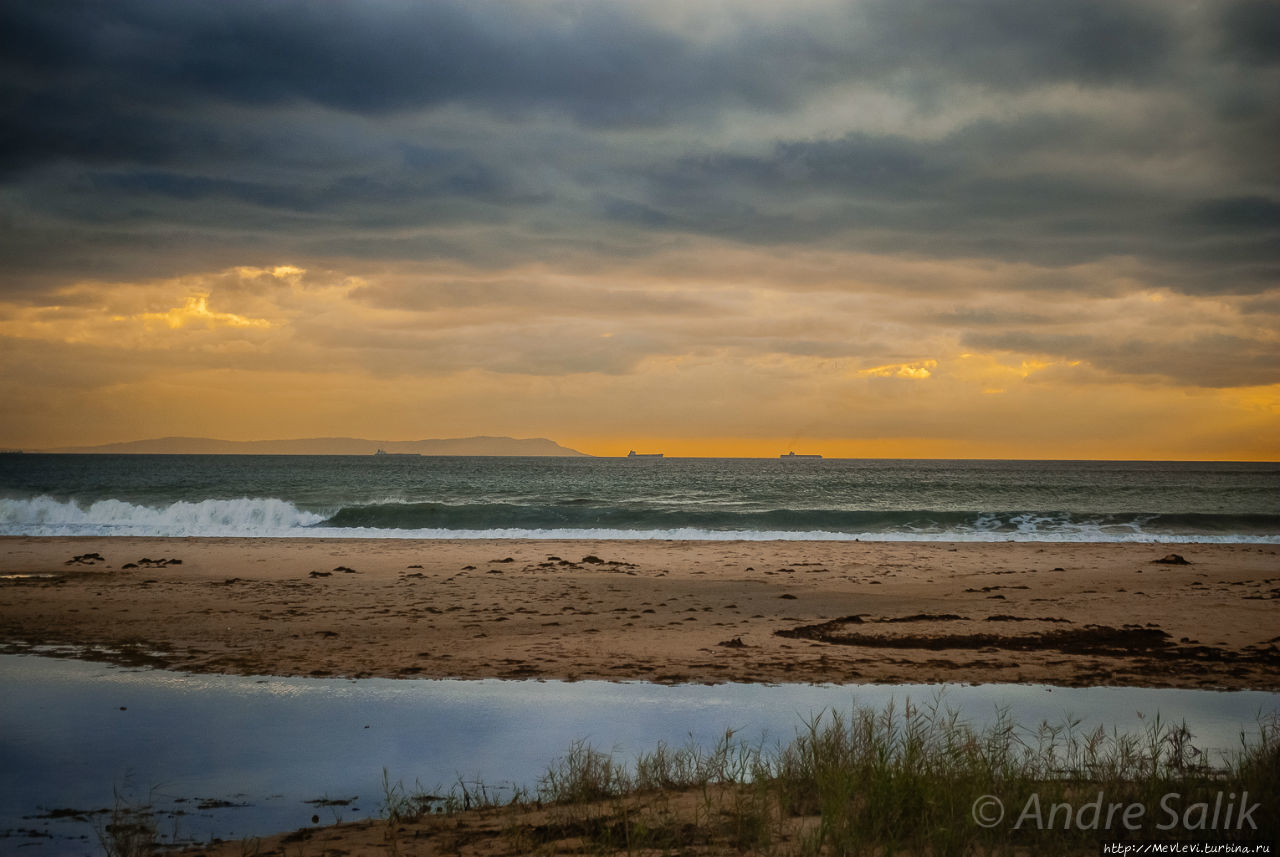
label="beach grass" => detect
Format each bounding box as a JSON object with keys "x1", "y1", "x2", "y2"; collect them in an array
[
  {"x1": 373, "y1": 699, "x2": 1278, "y2": 856},
  {"x1": 103, "y1": 699, "x2": 1277, "y2": 855},
  {"x1": 95, "y1": 787, "x2": 161, "y2": 857}
]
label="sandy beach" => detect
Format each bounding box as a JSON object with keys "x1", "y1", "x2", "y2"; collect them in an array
[{"x1": 1, "y1": 537, "x2": 1276, "y2": 690}]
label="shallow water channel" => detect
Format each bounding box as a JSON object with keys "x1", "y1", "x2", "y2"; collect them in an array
[{"x1": 2, "y1": 654, "x2": 1276, "y2": 855}]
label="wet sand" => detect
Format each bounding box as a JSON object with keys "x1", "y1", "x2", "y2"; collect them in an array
[{"x1": 1, "y1": 537, "x2": 1276, "y2": 689}]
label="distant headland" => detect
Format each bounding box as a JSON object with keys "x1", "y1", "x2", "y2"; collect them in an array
[{"x1": 40, "y1": 436, "x2": 590, "y2": 456}]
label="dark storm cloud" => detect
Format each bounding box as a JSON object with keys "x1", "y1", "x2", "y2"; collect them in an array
[
  {"x1": 854, "y1": 0, "x2": 1175, "y2": 87},
  {"x1": 627, "y1": 121, "x2": 1278, "y2": 285},
  {"x1": 0, "y1": 0, "x2": 1177, "y2": 155},
  {"x1": 1217, "y1": 0, "x2": 1280, "y2": 66},
  {"x1": 78, "y1": 157, "x2": 524, "y2": 216},
  {"x1": 1184, "y1": 196, "x2": 1280, "y2": 232},
  {"x1": 0, "y1": 0, "x2": 775, "y2": 175},
  {"x1": 0, "y1": 0, "x2": 1187, "y2": 197},
  {"x1": 0, "y1": 0, "x2": 1275, "y2": 301}
]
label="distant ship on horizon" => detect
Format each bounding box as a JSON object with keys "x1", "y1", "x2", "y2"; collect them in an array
[
  {"x1": 781, "y1": 451, "x2": 822, "y2": 459},
  {"x1": 374, "y1": 449, "x2": 421, "y2": 457},
  {"x1": 626, "y1": 450, "x2": 664, "y2": 459}
]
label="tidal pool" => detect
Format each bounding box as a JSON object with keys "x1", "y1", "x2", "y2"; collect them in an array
[{"x1": 1, "y1": 654, "x2": 1276, "y2": 855}]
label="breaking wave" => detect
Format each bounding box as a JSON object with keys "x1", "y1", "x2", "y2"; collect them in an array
[
  {"x1": 0, "y1": 495, "x2": 326, "y2": 537},
  {"x1": 1, "y1": 495, "x2": 1276, "y2": 542}
]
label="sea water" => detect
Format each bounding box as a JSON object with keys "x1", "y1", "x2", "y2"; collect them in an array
[
  {"x1": 2, "y1": 655, "x2": 1277, "y2": 855},
  {"x1": 1, "y1": 455, "x2": 1277, "y2": 542}
]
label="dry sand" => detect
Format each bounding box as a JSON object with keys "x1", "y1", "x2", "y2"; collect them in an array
[{"x1": 1, "y1": 537, "x2": 1276, "y2": 689}]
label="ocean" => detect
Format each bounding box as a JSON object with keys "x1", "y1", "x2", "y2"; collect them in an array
[{"x1": 1, "y1": 454, "x2": 1276, "y2": 542}]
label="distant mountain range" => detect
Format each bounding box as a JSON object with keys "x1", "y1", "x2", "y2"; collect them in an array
[{"x1": 42, "y1": 436, "x2": 590, "y2": 456}]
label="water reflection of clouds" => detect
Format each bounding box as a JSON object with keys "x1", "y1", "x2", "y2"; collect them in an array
[{"x1": 2, "y1": 655, "x2": 1276, "y2": 855}]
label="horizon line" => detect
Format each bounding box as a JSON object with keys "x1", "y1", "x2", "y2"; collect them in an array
[{"x1": 6, "y1": 451, "x2": 1276, "y2": 464}]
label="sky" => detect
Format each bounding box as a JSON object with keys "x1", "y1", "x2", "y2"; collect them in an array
[{"x1": 1, "y1": 0, "x2": 1277, "y2": 459}]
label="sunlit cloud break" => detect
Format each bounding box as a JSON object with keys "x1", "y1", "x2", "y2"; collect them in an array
[{"x1": 133, "y1": 295, "x2": 274, "y2": 330}]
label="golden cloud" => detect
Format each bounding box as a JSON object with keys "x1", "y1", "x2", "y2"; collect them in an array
[
  {"x1": 858, "y1": 359, "x2": 938, "y2": 379},
  {"x1": 133, "y1": 294, "x2": 275, "y2": 330}
]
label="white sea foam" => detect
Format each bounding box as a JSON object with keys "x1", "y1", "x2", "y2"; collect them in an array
[
  {"x1": 0, "y1": 495, "x2": 1275, "y2": 542},
  {"x1": 0, "y1": 495, "x2": 326, "y2": 537}
]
